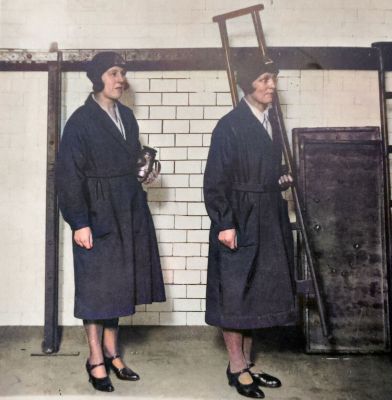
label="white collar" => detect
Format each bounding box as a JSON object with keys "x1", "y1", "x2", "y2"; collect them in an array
[
  {"x1": 92, "y1": 94, "x2": 126, "y2": 139},
  {"x1": 243, "y1": 98, "x2": 273, "y2": 139},
  {"x1": 244, "y1": 98, "x2": 271, "y2": 122}
]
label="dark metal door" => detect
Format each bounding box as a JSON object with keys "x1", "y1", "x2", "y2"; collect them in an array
[{"x1": 293, "y1": 127, "x2": 389, "y2": 353}]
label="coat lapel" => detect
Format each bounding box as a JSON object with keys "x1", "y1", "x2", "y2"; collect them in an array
[
  {"x1": 237, "y1": 98, "x2": 273, "y2": 148},
  {"x1": 85, "y1": 94, "x2": 134, "y2": 157}
]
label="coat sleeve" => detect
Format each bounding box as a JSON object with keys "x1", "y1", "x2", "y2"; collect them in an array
[
  {"x1": 56, "y1": 118, "x2": 90, "y2": 231},
  {"x1": 121, "y1": 104, "x2": 142, "y2": 156},
  {"x1": 203, "y1": 119, "x2": 236, "y2": 232},
  {"x1": 132, "y1": 111, "x2": 143, "y2": 153}
]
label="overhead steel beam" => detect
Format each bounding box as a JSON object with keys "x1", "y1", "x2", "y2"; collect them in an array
[{"x1": 0, "y1": 47, "x2": 383, "y2": 72}]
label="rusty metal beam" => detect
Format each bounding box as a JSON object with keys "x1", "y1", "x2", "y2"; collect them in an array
[{"x1": 0, "y1": 47, "x2": 383, "y2": 72}]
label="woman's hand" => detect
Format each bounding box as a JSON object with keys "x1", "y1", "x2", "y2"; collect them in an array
[
  {"x1": 74, "y1": 227, "x2": 93, "y2": 249},
  {"x1": 218, "y1": 228, "x2": 237, "y2": 250},
  {"x1": 278, "y1": 174, "x2": 293, "y2": 191},
  {"x1": 143, "y1": 169, "x2": 160, "y2": 185}
]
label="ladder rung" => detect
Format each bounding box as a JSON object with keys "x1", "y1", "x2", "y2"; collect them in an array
[
  {"x1": 385, "y1": 92, "x2": 392, "y2": 99},
  {"x1": 212, "y1": 4, "x2": 264, "y2": 22}
]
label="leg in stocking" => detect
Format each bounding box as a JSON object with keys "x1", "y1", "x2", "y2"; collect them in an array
[
  {"x1": 242, "y1": 330, "x2": 254, "y2": 367},
  {"x1": 102, "y1": 318, "x2": 125, "y2": 370},
  {"x1": 242, "y1": 330, "x2": 282, "y2": 389},
  {"x1": 84, "y1": 320, "x2": 107, "y2": 378},
  {"x1": 222, "y1": 329, "x2": 252, "y2": 385}
]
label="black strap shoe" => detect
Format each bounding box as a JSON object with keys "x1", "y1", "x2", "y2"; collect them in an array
[
  {"x1": 226, "y1": 364, "x2": 265, "y2": 398},
  {"x1": 85, "y1": 360, "x2": 114, "y2": 392},
  {"x1": 248, "y1": 363, "x2": 282, "y2": 388},
  {"x1": 104, "y1": 354, "x2": 140, "y2": 381}
]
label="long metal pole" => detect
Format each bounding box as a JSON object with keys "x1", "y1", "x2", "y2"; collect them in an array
[{"x1": 42, "y1": 51, "x2": 62, "y2": 354}]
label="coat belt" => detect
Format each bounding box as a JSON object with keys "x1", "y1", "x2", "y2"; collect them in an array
[
  {"x1": 232, "y1": 182, "x2": 280, "y2": 193},
  {"x1": 85, "y1": 172, "x2": 135, "y2": 179}
]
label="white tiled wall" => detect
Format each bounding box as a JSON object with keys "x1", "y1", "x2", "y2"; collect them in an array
[
  {"x1": 1, "y1": 0, "x2": 392, "y2": 49},
  {"x1": 0, "y1": 0, "x2": 388, "y2": 325},
  {"x1": 55, "y1": 69, "x2": 380, "y2": 326},
  {"x1": 0, "y1": 72, "x2": 48, "y2": 325}
]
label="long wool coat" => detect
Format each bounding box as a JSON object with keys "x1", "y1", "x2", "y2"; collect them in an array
[
  {"x1": 56, "y1": 94, "x2": 165, "y2": 320},
  {"x1": 203, "y1": 98, "x2": 297, "y2": 329}
]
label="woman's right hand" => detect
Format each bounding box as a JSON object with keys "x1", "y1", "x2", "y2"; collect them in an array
[
  {"x1": 74, "y1": 227, "x2": 93, "y2": 249},
  {"x1": 218, "y1": 228, "x2": 237, "y2": 250}
]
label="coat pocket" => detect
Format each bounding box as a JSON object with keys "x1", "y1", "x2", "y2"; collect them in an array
[
  {"x1": 87, "y1": 178, "x2": 114, "y2": 239},
  {"x1": 235, "y1": 201, "x2": 258, "y2": 247},
  {"x1": 89, "y1": 211, "x2": 112, "y2": 239},
  {"x1": 219, "y1": 244, "x2": 258, "y2": 316}
]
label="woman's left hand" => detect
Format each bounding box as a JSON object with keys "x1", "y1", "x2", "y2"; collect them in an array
[
  {"x1": 278, "y1": 174, "x2": 293, "y2": 190},
  {"x1": 143, "y1": 169, "x2": 160, "y2": 185}
]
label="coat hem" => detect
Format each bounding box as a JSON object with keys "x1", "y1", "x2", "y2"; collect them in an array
[
  {"x1": 205, "y1": 308, "x2": 297, "y2": 330},
  {"x1": 74, "y1": 297, "x2": 166, "y2": 320},
  {"x1": 74, "y1": 307, "x2": 136, "y2": 320}
]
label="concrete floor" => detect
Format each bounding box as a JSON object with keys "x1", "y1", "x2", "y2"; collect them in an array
[{"x1": 0, "y1": 326, "x2": 391, "y2": 400}]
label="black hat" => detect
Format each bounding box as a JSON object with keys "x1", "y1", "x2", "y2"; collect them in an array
[
  {"x1": 235, "y1": 54, "x2": 279, "y2": 95},
  {"x1": 86, "y1": 51, "x2": 127, "y2": 92}
]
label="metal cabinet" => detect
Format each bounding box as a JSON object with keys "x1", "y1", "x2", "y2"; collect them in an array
[{"x1": 293, "y1": 127, "x2": 389, "y2": 353}]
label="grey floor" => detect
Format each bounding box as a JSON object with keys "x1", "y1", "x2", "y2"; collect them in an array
[{"x1": 0, "y1": 326, "x2": 391, "y2": 400}]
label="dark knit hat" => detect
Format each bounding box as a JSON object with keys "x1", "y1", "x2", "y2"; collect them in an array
[
  {"x1": 86, "y1": 51, "x2": 127, "y2": 92},
  {"x1": 235, "y1": 54, "x2": 279, "y2": 95}
]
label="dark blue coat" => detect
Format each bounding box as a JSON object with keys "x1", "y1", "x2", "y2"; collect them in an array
[
  {"x1": 203, "y1": 99, "x2": 296, "y2": 329},
  {"x1": 56, "y1": 94, "x2": 165, "y2": 319}
]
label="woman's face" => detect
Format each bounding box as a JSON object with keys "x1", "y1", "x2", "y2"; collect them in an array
[
  {"x1": 100, "y1": 66, "x2": 127, "y2": 100},
  {"x1": 248, "y1": 72, "x2": 277, "y2": 109}
]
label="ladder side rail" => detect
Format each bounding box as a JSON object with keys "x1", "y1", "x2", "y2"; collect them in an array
[
  {"x1": 216, "y1": 20, "x2": 239, "y2": 107},
  {"x1": 251, "y1": 9, "x2": 268, "y2": 56},
  {"x1": 273, "y1": 99, "x2": 329, "y2": 338}
]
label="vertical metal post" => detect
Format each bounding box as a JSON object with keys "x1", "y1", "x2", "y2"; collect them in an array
[{"x1": 42, "y1": 52, "x2": 62, "y2": 354}]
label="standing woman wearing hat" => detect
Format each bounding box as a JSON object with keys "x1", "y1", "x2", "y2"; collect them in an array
[
  {"x1": 56, "y1": 52, "x2": 165, "y2": 392},
  {"x1": 203, "y1": 56, "x2": 296, "y2": 399}
]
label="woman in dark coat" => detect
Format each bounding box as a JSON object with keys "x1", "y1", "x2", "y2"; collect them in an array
[
  {"x1": 203, "y1": 56, "x2": 296, "y2": 398},
  {"x1": 56, "y1": 52, "x2": 165, "y2": 392}
]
